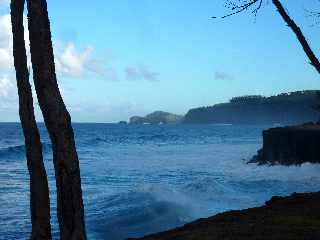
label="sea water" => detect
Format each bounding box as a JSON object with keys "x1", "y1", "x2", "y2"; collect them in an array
[{"x1": 0, "y1": 123, "x2": 319, "y2": 240}]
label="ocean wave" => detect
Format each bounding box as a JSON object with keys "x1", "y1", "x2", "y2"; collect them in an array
[
  {"x1": 87, "y1": 184, "x2": 196, "y2": 240},
  {"x1": 81, "y1": 134, "x2": 182, "y2": 146},
  {"x1": 137, "y1": 134, "x2": 180, "y2": 143},
  {"x1": 0, "y1": 144, "x2": 26, "y2": 159},
  {"x1": 0, "y1": 143, "x2": 51, "y2": 160},
  {"x1": 184, "y1": 177, "x2": 236, "y2": 197}
]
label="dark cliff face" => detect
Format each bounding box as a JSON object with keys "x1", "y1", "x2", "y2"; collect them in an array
[
  {"x1": 251, "y1": 123, "x2": 320, "y2": 165},
  {"x1": 183, "y1": 90, "x2": 320, "y2": 124}
]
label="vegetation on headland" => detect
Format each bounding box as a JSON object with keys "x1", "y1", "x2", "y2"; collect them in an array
[
  {"x1": 130, "y1": 91, "x2": 320, "y2": 125},
  {"x1": 183, "y1": 90, "x2": 320, "y2": 124}
]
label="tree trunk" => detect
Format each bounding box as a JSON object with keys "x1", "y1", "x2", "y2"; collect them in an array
[
  {"x1": 10, "y1": 0, "x2": 51, "y2": 239},
  {"x1": 272, "y1": 0, "x2": 320, "y2": 74},
  {"x1": 26, "y1": 0, "x2": 87, "y2": 239}
]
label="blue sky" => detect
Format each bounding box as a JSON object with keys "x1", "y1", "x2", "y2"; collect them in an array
[{"x1": 0, "y1": 0, "x2": 319, "y2": 122}]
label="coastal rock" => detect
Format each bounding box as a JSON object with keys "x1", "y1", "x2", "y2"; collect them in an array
[
  {"x1": 129, "y1": 111, "x2": 183, "y2": 124},
  {"x1": 250, "y1": 122, "x2": 320, "y2": 165}
]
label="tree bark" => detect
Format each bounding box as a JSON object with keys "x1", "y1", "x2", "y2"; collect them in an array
[
  {"x1": 272, "y1": 0, "x2": 320, "y2": 74},
  {"x1": 10, "y1": 0, "x2": 51, "y2": 239},
  {"x1": 26, "y1": 0, "x2": 87, "y2": 239}
]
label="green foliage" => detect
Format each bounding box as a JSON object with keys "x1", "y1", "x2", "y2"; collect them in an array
[{"x1": 184, "y1": 90, "x2": 320, "y2": 124}]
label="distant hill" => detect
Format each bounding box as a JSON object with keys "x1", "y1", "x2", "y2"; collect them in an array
[
  {"x1": 129, "y1": 111, "x2": 183, "y2": 124},
  {"x1": 183, "y1": 90, "x2": 320, "y2": 124}
]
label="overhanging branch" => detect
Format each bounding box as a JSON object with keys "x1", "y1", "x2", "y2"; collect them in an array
[{"x1": 272, "y1": 0, "x2": 320, "y2": 74}]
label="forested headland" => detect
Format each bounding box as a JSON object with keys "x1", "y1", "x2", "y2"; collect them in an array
[{"x1": 183, "y1": 90, "x2": 320, "y2": 125}]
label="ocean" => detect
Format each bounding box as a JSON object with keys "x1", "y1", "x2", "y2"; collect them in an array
[{"x1": 0, "y1": 123, "x2": 319, "y2": 240}]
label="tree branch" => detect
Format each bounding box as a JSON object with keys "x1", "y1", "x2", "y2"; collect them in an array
[
  {"x1": 212, "y1": 0, "x2": 263, "y2": 19},
  {"x1": 272, "y1": 0, "x2": 320, "y2": 74}
]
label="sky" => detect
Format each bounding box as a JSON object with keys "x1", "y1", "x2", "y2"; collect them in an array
[{"x1": 0, "y1": 0, "x2": 319, "y2": 122}]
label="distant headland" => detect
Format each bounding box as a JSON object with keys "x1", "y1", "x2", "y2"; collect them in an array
[
  {"x1": 183, "y1": 90, "x2": 320, "y2": 124},
  {"x1": 127, "y1": 90, "x2": 320, "y2": 125}
]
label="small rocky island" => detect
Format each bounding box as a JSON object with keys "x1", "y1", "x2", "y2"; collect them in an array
[
  {"x1": 250, "y1": 122, "x2": 320, "y2": 165},
  {"x1": 129, "y1": 111, "x2": 183, "y2": 124}
]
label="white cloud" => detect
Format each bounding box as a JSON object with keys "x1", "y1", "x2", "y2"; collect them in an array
[
  {"x1": 0, "y1": 75, "x2": 15, "y2": 98},
  {"x1": 125, "y1": 65, "x2": 159, "y2": 81},
  {"x1": 0, "y1": 14, "x2": 31, "y2": 70},
  {"x1": 0, "y1": 14, "x2": 13, "y2": 70},
  {"x1": 0, "y1": 48, "x2": 12, "y2": 69},
  {"x1": 55, "y1": 43, "x2": 95, "y2": 78},
  {"x1": 0, "y1": 12, "x2": 100, "y2": 118},
  {"x1": 0, "y1": 13, "x2": 100, "y2": 79},
  {"x1": 0, "y1": 14, "x2": 11, "y2": 48},
  {"x1": 0, "y1": 0, "x2": 9, "y2": 6},
  {"x1": 0, "y1": 75, "x2": 18, "y2": 113}
]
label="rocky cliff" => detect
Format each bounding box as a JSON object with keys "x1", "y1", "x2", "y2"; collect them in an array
[{"x1": 250, "y1": 123, "x2": 320, "y2": 165}]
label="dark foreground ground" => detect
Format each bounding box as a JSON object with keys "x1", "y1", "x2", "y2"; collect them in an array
[{"x1": 131, "y1": 192, "x2": 320, "y2": 240}]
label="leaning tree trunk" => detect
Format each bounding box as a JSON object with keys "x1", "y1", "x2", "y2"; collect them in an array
[
  {"x1": 272, "y1": 0, "x2": 320, "y2": 74},
  {"x1": 26, "y1": 0, "x2": 87, "y2": 239},
  {"x1": 10, "y1": 0, "x2": 51, "y2": 239}
]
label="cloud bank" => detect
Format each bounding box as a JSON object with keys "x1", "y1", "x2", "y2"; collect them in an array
[
  {"x1": 125, "y1": 65, "x2": 159, "y2": 81},
  {"x1": 0, "y1": 12, "x2": 102, "y2": 117},
  {"x1": 0, "y1": 0, "x2": 9, "y2": 6},
  {"x1": 0, "y1": 13, "x2": 99, "y2": 78},
  {"x1": 0, "y1": 10, "x2": 160, "y2": 121}
]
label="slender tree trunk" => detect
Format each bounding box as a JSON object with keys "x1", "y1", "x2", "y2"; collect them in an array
[
  {"x1": 26, "y1": 0, "x2": 87, "y2": 239},
  {"x1": 272, "y1": 0, "x2": 320, "y2": 74},
  {"x1": 10, "y1": 0, "x2": 51, "y2": 239}
]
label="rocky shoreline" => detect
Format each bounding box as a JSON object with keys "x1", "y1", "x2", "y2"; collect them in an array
[{"x1": 130, "y1": 192, "x2": 320, "y2": 240}]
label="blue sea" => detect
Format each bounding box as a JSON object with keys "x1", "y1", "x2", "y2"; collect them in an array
[{"x1": 0, "y1": 123, "x2": 320, "y2": 240}]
